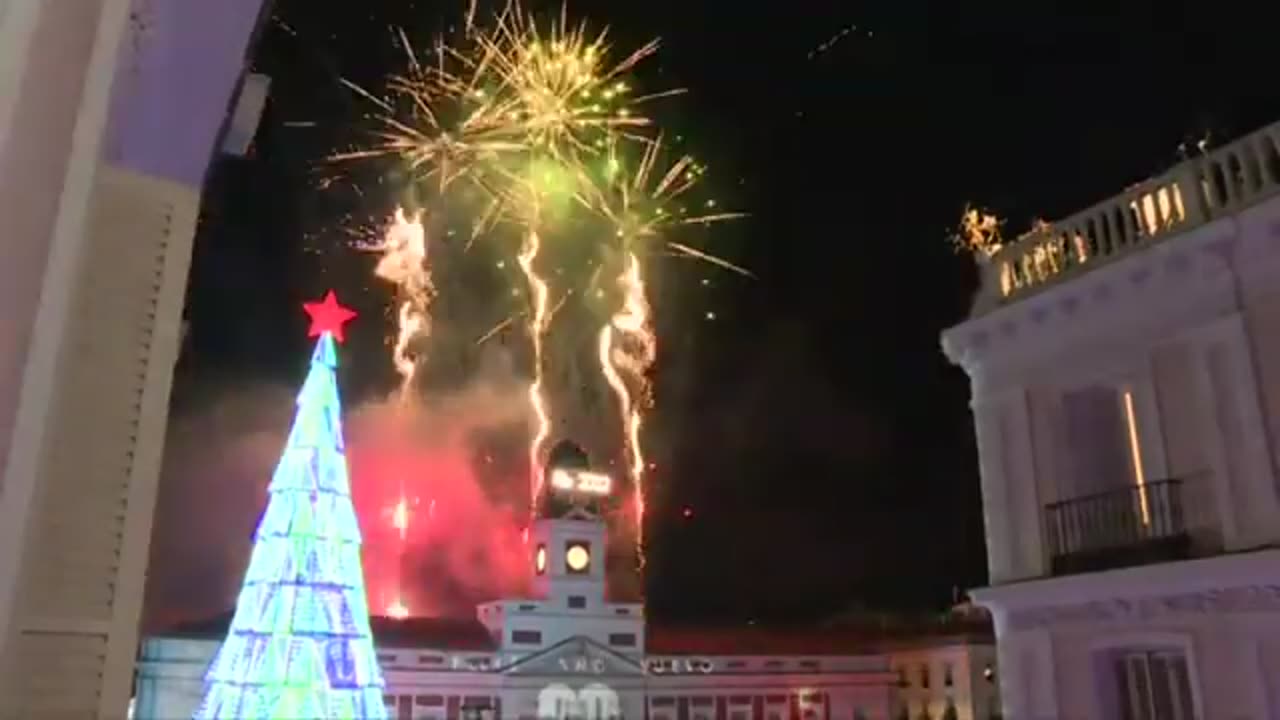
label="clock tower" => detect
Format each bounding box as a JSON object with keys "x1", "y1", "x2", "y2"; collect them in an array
[{"x1": 476, "y1": 441, "x2": 644, "y2": 656}]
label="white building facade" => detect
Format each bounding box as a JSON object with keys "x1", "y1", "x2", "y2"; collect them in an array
[
  {"x1": 0, "y1": 0, "x2": 268, "y2": 716},
  {"x1": 136, "y1": 511, "x2": 898, "y2": 719},
  {"x1": 942, "y1": 119, "x2": 1280, "y2": 718},
  {"x1": 887, "y1": 637, "x2": 999, "y2": 720}
]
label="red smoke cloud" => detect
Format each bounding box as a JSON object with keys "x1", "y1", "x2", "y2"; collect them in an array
[
  {"x1": 344, "y1": 394, "x2": 532, "y2": 618},
  {"x1": 144, "y1": 371, "x2": 535, "y2": 628}
]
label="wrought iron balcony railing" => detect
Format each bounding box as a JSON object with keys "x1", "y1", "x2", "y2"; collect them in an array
[{"x1": 1044, "y1": 478, "x2": 1191, "y2": 576}]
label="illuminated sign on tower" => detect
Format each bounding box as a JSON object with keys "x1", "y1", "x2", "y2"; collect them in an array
[
  {"x1": 539, "y1": 440, "x2": 612, "y2": 518},
  {"x1": 549, "y1": 468, "x2": 612, "y2": 496}
]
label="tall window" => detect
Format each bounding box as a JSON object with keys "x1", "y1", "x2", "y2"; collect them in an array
[
  {"x1": 1060, "y1": 386, "x2": 1133, "y2": 496},
  {"x1": 1113, "y1": 650, "x2": 1196, "y2": 720}
]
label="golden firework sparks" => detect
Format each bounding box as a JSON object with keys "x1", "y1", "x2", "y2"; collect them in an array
[
  {"x1": 332, "y1": 30, "x2": 526, "y2": 195},
  {"x1": 582, "y1": 135, "x2": 745, "y2": 567},
  {"x1": 335, "y1": 1, "x2": 679, "y2": 196},
  {"x1": 381, "y1": 489, "x2": 417, "y2": 617},
  {"x1": 474, "y1": 292, "x2": 569, "y2": 347},
  {"x1": 474, "y1": 1, "x2": 682, "y2": 160},
  {"x1": 361, "y1": 208, "x2": 434, "y2": 398},
  {"x1": 952, "y1": 204, "x2": 1005, "y2": 258},
  {"x1": 517, "y1": 225, "x2": 552, "y2": 508},
  {"x1": 494, "y1": 159, "x2": 580, "y2": 516},
  {"x1": 361, "y1": 208, "x2": 433, "y2": 618},
  {"x1": 596, "y1": 253, "x2": 655, "y2": 563},
  {"x1": 587, "y1": 135, "x2": 749, "y2": 275}
]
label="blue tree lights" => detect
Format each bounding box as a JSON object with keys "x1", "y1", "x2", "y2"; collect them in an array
[{"x1": 193, "y1": 292, "x2": 389, "y2": 719}]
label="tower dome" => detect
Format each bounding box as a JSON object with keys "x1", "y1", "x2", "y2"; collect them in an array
[
  {"x1": 545, "y1": 439, "x2": 590, "y2": 475},
  {"x1": 539, "y1": 439, "x2": 607, "y2": 518}
]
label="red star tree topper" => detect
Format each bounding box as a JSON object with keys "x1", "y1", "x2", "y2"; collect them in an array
[{"x1": 303, "y1": 291, "x2": 357, "y2": 343}]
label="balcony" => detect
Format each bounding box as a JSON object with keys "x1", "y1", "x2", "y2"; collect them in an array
[
  {"x1": 1044, "y1": 479, "x2": 1191, "y2": 576},
  {"x1": 973, "y1": 119, "x2": 1280, "y2": 313}
]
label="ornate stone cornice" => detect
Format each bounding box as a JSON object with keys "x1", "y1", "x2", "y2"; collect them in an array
[
  {"x1": 940, "y1": 218, "x2": 1246, "y2": 385},
  {"x1": 1008, "y1": 584, "x2": 1280, "y2": 631}
]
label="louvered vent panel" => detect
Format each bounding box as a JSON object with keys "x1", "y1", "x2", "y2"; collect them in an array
[
  {"x1": 21, "y1": 173, "x2": 175, "y2": 622},
  {"x1": 10, "y1": 630, "x2": 106, "y2": 717},
  {"x1": 7, "y1": 167, "x2": 197, "y2": 719}
]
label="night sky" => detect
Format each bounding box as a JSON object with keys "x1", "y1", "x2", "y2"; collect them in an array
[{"x1": 164, "y1": 0, "x2": 1280, "y2": 626}]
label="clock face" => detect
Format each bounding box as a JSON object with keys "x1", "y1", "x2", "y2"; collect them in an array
[
  {"x1": 535, "y1": 545, "x2": 547, "y2": 575},
  {"x1": 565, "y1": 543, "x2": 591, "y2": 573}
]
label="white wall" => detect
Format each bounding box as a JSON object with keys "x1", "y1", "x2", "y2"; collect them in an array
[
  {"x1": 945, "y1": 191, "x2": 1280, "y2": 584},
  {"x1": 140, "y1": 634, "x2": 898, "y2": 719},
  {"x1": 0, "y1": 1, "x2": 145, "y2": 716},
  {"x1": 944, "y1": 122, "x2": 1280, "y2": 719},
  {"x1": 0, "y1": 0, "x2": 268, "y2": 715},
  {"x1": 135, "y1": 638, "x2": 211, "y2": 719},
  {"x1": 889, "y1": 642, "x2": 998, "y2": 720},
  {"x1": 975, "y1": 545, "x2": 1280, "y2": 718}
]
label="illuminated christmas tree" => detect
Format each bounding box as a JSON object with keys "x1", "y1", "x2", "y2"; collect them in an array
[{"x1": 194, "y1": 291, "x2": 389, "y2": 720}]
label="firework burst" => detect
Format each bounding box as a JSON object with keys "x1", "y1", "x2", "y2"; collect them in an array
[
  {"x1": 587, "y1": 135, "x2": 749, "y2": 274},
  {"x1": 475, "y1": 2, "x2": 681, "y2": 158},
  {"x1": 332, "y1": 24, "x2": 527, "y2": 194},
  {"x1": 338, "y1": 0, "x2": 746, "y2": 583}
]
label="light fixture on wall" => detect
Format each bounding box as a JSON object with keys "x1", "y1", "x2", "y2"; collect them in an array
[{"x1": 1121, "y1": 388, "x2": 1151, "y2": 525}]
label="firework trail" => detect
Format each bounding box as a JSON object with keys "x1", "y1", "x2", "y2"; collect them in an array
[
  {"x1": 517, "y1": 227, "x2": 552, "y2": 508},
  {"x1": 459, "y1": 3, "x2": 676, "y2": 514},
  {"x1": 364, "y1": 208, "x2": 435, "y2": 397},
  {"x1": 585, "y1": 137, "x2": 745, "y2": 564},
  {"x1": 382, "y1": 491, "x2": 415, "y2": 618},
  {"x1": 596, "y1": 253, "x2": 655, "y2": 561},
  {"x1": 361, "y1": 208, "x2": 435, "y2": 616}
]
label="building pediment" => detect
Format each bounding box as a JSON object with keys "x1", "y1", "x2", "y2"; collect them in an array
[{"x1": 501, "y1": 636, "x2": 642, "y2": 677}]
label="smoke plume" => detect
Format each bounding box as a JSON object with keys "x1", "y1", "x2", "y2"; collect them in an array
[{"x1": 143, "y1": 350, "x2": 535, "y2": 628}]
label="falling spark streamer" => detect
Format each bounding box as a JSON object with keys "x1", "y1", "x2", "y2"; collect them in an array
[
  {"x1": 597, "y1": 253, "x2": 655, "y2": 563},
  {"x1": 518, "y1": 228, "x2": 552, "y2": 509},
  {"x1": 361, "y1": 209, "x2": 436, "y2": 618},
  {"x1": 363, "y1": 208, "x2": 435, "y2": 398},
  {"x1": 580, "y1": 137, "x2": 746, "y2": 566}
]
